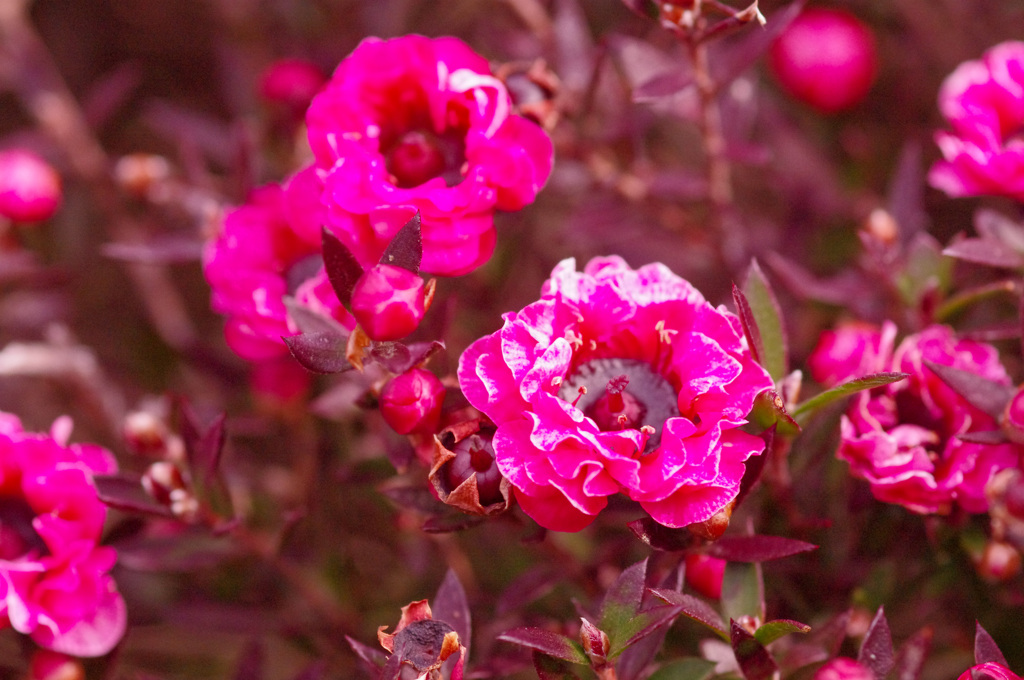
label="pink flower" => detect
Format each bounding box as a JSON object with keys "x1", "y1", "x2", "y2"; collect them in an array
[
  {"x1": 0, "y1": 150, "x2": 62, "y2": 223},
  {"x1": 351, "y1": 264, "x2": 426, "y2": 341},
  {"x1": 306, "y1": 35, "x2": 554, "y2": 276},
  {"x1": 457, "y1": 257, "x2": 772, "y2": 532},
  {"x1": 0, "y1": 414, "x2": 126, "y2": 657},
  {"x1": 929, "y1": 41, "x2": 1024, "y2": 201},
  {"x1": 203, "y1": 166, "x2": 355, "y2": 361},
  {"x1": 958, "y1": 663, "x2": 1021, "y2": 680},
  {"x1": 258, "y1": 58, "x2": 325, "y2": 113},
  {"x1": 810, "y1": 322, "x2": 1021, "y2": 514},
  {"x1": 768, "y1": 8, "x2": 877, "y2": 114},
  {"x1": 813, "y1": 658, "x2": 874, "y2": 680}
]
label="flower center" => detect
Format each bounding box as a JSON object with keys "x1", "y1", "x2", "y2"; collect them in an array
[
  {"x1": 0, "y1": 497, "x2": 46, "y2": 560},
  {"x1": 384, "y1": 127, "x2": 467, "y2": 189},
  {"x1": 285, "y1": 253, "x2": 324, "y2": 295},
  {"x1": 559, "y1": 358, "x2": 680, "y2": 452}
]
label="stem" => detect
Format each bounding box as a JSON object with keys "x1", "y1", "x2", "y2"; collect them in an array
[{"x1": 596, "y1": 666, "x2": 619, "y2": 680}]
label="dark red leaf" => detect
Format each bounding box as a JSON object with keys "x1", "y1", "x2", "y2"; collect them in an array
[
  {"x1": 322, "y1": 225, "x2": 364, "y2": 305},
  {"x1": 433, "y1": 569, "x2": 472, "y2": 653},
  {"x1": 379, "y1": 213, "x2": 422, "y2": 274},
  {"x1": 408, "y1": 340, "x2": 446, "y2": 369},
  {"x1": 923, "y1": 360, "x2": 1014, "y2": 420},
  {"x1": 496, "y1": 567, "x2": 560, "y2": 616},
  {"x1": 735, "y1": 425, "x2": 771, "y2": 509},
  {"x1": 703, "y1": 535, "x2": 817, "y2": 562},
  {"x1": 731, "y1": 619, "x2": 778, "y2": 680},
  {"x1": 974, "y1": 622, "x2": 1008, "y2": 667},
  {"x1": 498, "y1": 628, "x2": 588, "y2": 665},
  {"x1": 975, "y1": 209, "x2": 1024, "y2": 250},
  {"x1": 179, "y1": 403, "x2": 226, "y2": 486},
  {"x1": 732, "y1": 284, "x2": 766, "y2": 370},
  {"x1": 887, "y1": 141, "x2": 928, "y2": 245},
  {"x1": 93, "y1": 474, "x2": 173, "y2": 517},
  {"x1": 284, "y1": 297, "x2": 351, "y2": 336},
  {"x1": 628, "y1": 517, "x2": 700, "y2": 552},
  {"x1": 858, "y1": 607, "x2": 895, "y2": 680},
  {"x1": 283, "y1": 331, "x2": 353, "y2": 374},
  {"x1": 942, "y1": 239, "x2": 1024, "y2": 269},
  {"x1": 894, "y1": 627, "x2": 932, "y2": 680},
  {"x1": 370, "y1": 341, "x2": 413, "y2": 374},
  {"x1": 345, "y1": 635, "x2": 387, "y2": 671},
  {"x1": 649, "y1": 589, "x2": 728, "y2": 639},
  {"x1": 600, "y1": 559, "x2": 647, "y2": 632},
  {"x1": 533, "y1": 651, "x2": 583, "y2": 680},
  {"x1": 714, "y1": 0, "x2": 806, "y2": 88}
]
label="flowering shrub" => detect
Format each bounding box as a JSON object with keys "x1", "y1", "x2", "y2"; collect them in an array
[
  {"x1": 929, "y1": 41, "x2": 1024, "y2": 202},
  {"x1": 0, "y1": 414, "x2": 125, "y2": 657},
  {"x1": 306, "y1": 35, "x2": 554, "y2": 276},
  {"x1": 458, "y1": 257, "x2": 772, "y2": 531},
  {"x1": 810, "y1": 322, "x2": 1020, "y2": 514}
]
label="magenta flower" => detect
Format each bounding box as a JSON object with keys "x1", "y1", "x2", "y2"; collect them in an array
[
  {"x1": 0, "y1": 149, "x2": 62, "y2": 224},
  {"x1": 457, "y1": 257, "x2": 772, "y2": 532},
  {"x1": 0, "y1": 414, "x2": 126, "y2": 657},
  {"x1": 928, "y1": 41, "x2": 1024, "y2": 202},
  {"x1": 203, "y1": 166, "x2": 355, "y2": 361},
  {"x1": 306, "y1": 35, "x2": 554, "y2": 276},
  {"x1": 810, "y1": 322, "x2": 1020, "y2": 514},
  {"x1": 958, "y1": 663, "x2": 1021, "y2": 680},
  {"x1": 813, "y1": 658, "x2": 874, "y2": 680}
]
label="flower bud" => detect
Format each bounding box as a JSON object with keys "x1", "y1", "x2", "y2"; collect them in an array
[
  {"x1": 685, "y1": 553, "x2": 726, "y2": 599},
  {"x1": 580, "y1": 618, "x2": 610, "y2": 668},
  {"x1": 380, "y1": 368, "x2": 444, "y2": 435},
  {"x1": 114, "y1": 153, "x2": 171, "y2": 198},
  {"x1": 143, "y1": 461, "x2": 187, "y2": 506},
  {"x1": 445, "y1": 433, "x2": 503, "y2": 506},
  {"x1": 813, "y1": 658, "x2": 874, "y2": 680},
  {"x1": 258, "y1": 58, "x2": 326, "y2": 112},
  {"x1": 123, "y1": 410, "x2": 171, "y2": 457},
  {"x1": 28, "y1": 650, "x2": 85, "y2": 680},
  {"x1": 768, "y1": 8, "x2": 877, "y2": 113},
  {"x1": 0, "y1": 149, "x2": 62, "y2": 223},
  {"x1": 351, "y1": 264, "x2": 426, "y2": 341},
  {"x1": 974, "y1": 540, "x2": 1022, "y2": 583}
]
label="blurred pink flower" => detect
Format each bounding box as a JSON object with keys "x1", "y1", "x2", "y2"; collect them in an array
[
  {"x1": 0, "y1": 149, "x2": 62, "y2": 223},
  {"x1": 813, "y1": 658, "x2": 874, "y2": 680},
  {"x1": 929, "y1": 41, "x2": 1024, "y2": 201},
  {"x1": 958, "y1": 663, "x2": 1021, "y2": 680},
  {"x1": 458, "y1": 257, "x2": 772, "y2": 532},
  {"x1": 0, "y1": 414, "x2": 125, "y2": 657},
  {"x1": 203, "y1": 166, "x2": 355, "y2": 361},
  {"x1": 307, "y1": 35, "x2": 553, "y2": 276},
  {"x1": 810, "y1": 322, "x2": 1020, "y2": 514}
]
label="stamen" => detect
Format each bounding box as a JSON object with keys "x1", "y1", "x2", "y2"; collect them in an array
[
  {"x1": 551, "y1": 376, "x2": 563, "y2": 388},
  {"x1": 640, "y1": 424, "x2": 655, "y2": 436},
  {"x1": 572, "y1": 386, "x2": 587, "y2": 408},
  {"x1": 616, "y1": 413, "x2": 629, "y2": 428}
]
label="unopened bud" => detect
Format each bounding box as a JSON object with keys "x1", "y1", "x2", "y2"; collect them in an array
[
  {"x1": 975, "y1": 540, "x2": 1022, "y2": 583},
  {"x1": 351, "y1": 264, "x2": 426, "y2": 341},
  {"x1": 580, "y1": 618, "x2": 610, "y2": 667},
  {"x1": 380, "y1": 368, "x2": 445, "y2": 435},
  {"x1": 688, "y1": 500, "x2": 733, "y2": 540},
  {"x1": 123, "y1": 410, "x2": 171, "y2": 457},
  {"x1": 258, "y1": 58, "x2": 325, "y2": 113},
  {"x1": 684, "y1": 553, "x2": 726, "y2": 599},
  {"x1": 142, "y1": 461, "x2": 187, "y2": 506},
  {"x1": 445, "y1": 433, "x2": 503, "y2": 506},
  {"x1": 114, "y1": 153, "x2": 171, "y2": 198},
  {"x1": 0, "y1": 149, "x2": 61, "y2": 223}
]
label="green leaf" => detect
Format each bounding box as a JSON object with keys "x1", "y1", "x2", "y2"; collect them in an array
[
  {"x1": 610, "y1": 604, "x2": 686, "y2": 657},
  {"x1": 792, "y1": 372, "x2": 909, "y2": 424},
  {"x1": 721, "y1": 562, "x2": 764, "y2": 624},
  {"x1": 600, "y1": 559, "x2": 647, "y2": 652},
  {"x1": 754, "y1": 619, "x2": 811, "y2": 646},
  {"x1": 646, "y1": 658, "x2": 718, "y2": 680},
  {"x1": 742, "y1": 259, "x2": 788, "y2": 382}
]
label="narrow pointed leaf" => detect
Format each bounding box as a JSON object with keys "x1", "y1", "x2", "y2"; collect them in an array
[
  {"x1": 321, "y1": 225, "x2": 363, "y2": 305},
  {"x1": 735, "y1": 426, "x2": 772, "y2": 510},
  {"x1": 858, "y1": 607, "x2": 895, "y2": 680},
  {"x1": 743, "y1": 260, "x2": 788, "y2": 381},
  {"x1": 721, "y1": 562, "x2": 764, "y2": 624},
  {"x1": 600, "y1": 559, "x2": 647, "y2": 638},
  {"x1": 732, "y1": 284, "x2": 766, "y2": 372},
  {"x1": 613, "y1": 604, "x2": 686, "y2": 656},
  {"x1": 731, "y1": 620, "x2": 778, "y2": 680},
  {"x1": 93, "y1": 474, "x2": 173, "y2": 517},
  {"x1": 923, "y1": 360, "x2": 1014, "y2": 420},
  {"x1": 649, "y1": 589, "x2": 729, "y2": 641},
  {"x1": 975, "y1": 209, "x2": 1024, "y2": 252},
  {"x1": 887, "y1": 141, "x2": 927, "y2": 244},
  {"x1": 704, "y1": 535, "x2": 817, "y2": 562},
  {"x1": 498, "y1": 628, "x2": 588, "y2": 664},
  {"x1": 942, "y1": 239, "x2": 1024, "y2": 269},
  {"x1": 974, "y1": 622, "x2": 1008, "y2": 666},
  {"x1": 433, "y1": 569, "x2": 472, "y2": 653},
  {"x1": 534, "y1": 651, "x2": 583, "y2": 680},
  {"x1": 379, "y1": 213, "x2": 422, "y2": 273},
  {"x1": 894, "y1": 627, "x2": 932, "y2": 680},
  {"x1": 283, "y1": 331, "x2": 353, "y2": 374},
  {"x1": 792, "y1": 372, "x2": 909, "y2": 423},
  {"x1": 646, "y1": 658, "x2": 717, "y2": 680},
  {"x1": 284, "y1": 297, "x2": 350, "y2": 336},
  {"x1": 754, "y1": 619, "x2": 811, "y2": 646},
  {"x1": 179, "y1": 404, "x2": 226, "y2": 485},
  {"x1": 628, "y1": 518, "x2": 699, "y2": 552}
]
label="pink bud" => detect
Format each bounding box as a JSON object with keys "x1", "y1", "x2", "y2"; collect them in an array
[
  {"x1": 258, "y1": 58, "x2": 326, "y2": 112},
  {"x1": 813, "y1": 658, "x2": 874, "y2": 680},
  {"x1": 975, "y1": 540, "x2": 1022, "y2": 583},
  {"x1": 29, "y1": 650, "x2": 85, "y2": 680},
  {"x1": 380, "y1": 368, "x2": 445, "y2": 435},
  {"x1": 580, "y1": 618, "x2": 610, "y2": 667},
  {"x1": 768, "y1": 8, "x2": 877, "y2": 114},
  {"x1": 0, "y1": 149, "x2": 62, "y2": 223},
  {"x1": 685, "y1": 553, "x2": 726, "y2": 599},
  {"x1": 351, "y1": 264, "x2": 426, "y2": 341}
]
